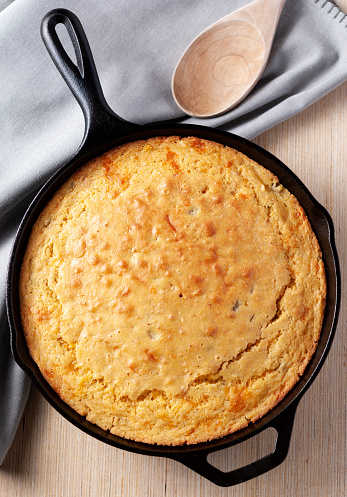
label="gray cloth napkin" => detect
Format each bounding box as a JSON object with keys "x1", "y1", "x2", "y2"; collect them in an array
[{"x1": 1, "y1": 0, "x2": 347, "y2": 465}]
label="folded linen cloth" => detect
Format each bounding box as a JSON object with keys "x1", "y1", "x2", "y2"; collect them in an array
[{"x1": 1, "y1": 0, "x2": 347, "y2": 465}]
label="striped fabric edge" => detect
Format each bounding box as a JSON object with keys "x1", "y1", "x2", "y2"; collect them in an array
[{"x1": 314, "y1": 0, "x2": 347, "y2": 26}]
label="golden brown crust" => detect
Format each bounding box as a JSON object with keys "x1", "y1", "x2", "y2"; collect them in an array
[{"x1": 19, "y1": 136, "x2": 326, "y2": 445}]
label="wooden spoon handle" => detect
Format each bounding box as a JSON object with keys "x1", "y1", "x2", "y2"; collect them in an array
[{"x1": 221, "y1": 0, "x2": 287, "y2": 48}]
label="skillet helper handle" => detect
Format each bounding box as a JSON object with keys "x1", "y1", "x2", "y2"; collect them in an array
[
  {"x1": 173, "y1": 400, "x2": 299, "y2": 487},
  {"x1": 40, "y1": 9, "x2": 137, "y2": 150}
]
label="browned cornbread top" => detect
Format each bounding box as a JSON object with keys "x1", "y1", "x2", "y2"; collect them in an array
[{"x1": 19, "y1": 136, "x2": 326, "y2": 445}]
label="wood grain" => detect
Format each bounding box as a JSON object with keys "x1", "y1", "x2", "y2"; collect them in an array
[
  {"x1": 1, "y1": 1, "x2": 346, "y2": 496},
  {"x1": 172, "y1": 0, "x2": 286, "y2": 117}
]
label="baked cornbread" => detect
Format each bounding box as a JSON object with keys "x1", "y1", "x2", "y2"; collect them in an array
[{"x1": 19, "y1": 136, "x2": 326, "y2": 445}]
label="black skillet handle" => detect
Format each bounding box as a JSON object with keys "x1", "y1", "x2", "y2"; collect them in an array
[
  {"x1": 173, "y1": 400, "x2": 299, "y2": 487},
  {"x1": 40, "y1": 9, "x2": 139, "y2": 153}
]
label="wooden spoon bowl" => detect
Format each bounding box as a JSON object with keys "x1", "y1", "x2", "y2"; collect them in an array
[{"x1": 172, "y1": 0, "x2": 287, "y2": 118}]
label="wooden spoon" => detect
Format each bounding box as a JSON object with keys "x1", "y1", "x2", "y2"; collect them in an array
[{"x1": 172, "y1": 0, "x2": 287, "y2": 118}]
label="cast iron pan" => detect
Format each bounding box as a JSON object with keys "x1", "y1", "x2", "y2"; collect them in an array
[{"x1": 6, "y1": 9, "x2": 341, "y2": 487}]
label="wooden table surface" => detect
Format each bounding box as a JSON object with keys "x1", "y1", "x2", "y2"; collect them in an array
[{"x1": 1, "y1": 1, "x2": 346, "y2": 496}]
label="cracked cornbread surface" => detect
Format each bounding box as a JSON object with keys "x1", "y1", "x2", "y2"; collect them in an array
[{"x1": 19, "y1": 136, "x2": 326, "y2": 445}]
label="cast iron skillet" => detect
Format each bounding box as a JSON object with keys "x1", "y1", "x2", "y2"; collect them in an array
[{"x1": 6, "y1": 9, "x2": 340, "y2": 487}]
